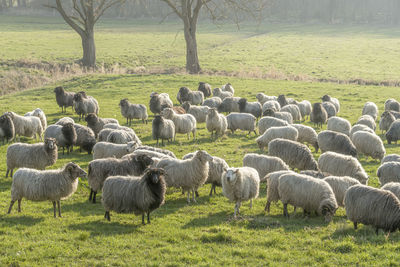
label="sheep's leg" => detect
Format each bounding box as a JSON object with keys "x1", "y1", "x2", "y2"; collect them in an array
[
  {"x1": 147, "y1": 212, "x2": 151, "y2": 224},
  {"x1": 6, "y1": 169, "x2": 9, "y2": 178},
  {"x1": 126, "y1": 118, "x2": 128, "y2": 125},
  {"x1": 234, "y1": 203, "x2": 238, "y2": 218},
  {"x1": 353, "y1": 222, "x2": 357, "y2": 230},
  {"x1": 186, "y1": 192, "x2": 190, "y2": 203},
  {"x1": 10, "y1": 169, "x2": 13, "y2": 178},
  {"x1": 195, "y1": 191, "x2": 199, "y2": 197},
  {"x1": 193, "y1": 130, "x2": 196, "y2": 141},
  {"x1": 105, "y1": 211, "x2": 110, "y2": 221},
  {"x1": 237, "y1": 202, "x2": 241, "y2": 215},
  {"x1": 17, "y1": 199, "x2": 21, "y2": 212},
  {"x1": 57, "y1": 200, "x2": 62, "y2": 217},
  {"x1": 52, "y1": 201, "x2": 57, "y2": 218},
  {"x1": 7, "y1": 200, "x2": 15, "y2": 214},
  {"x1": 213, "y1": 185, "x2": 216, "y2": 195},
  {"x1": 264, "y1": 201, "x2": 271, "y2": 213},
  {"x1": 376, "y1": 227, "x2": 379, "y2": 235},
  {"x1": 209, "y1": 185, "x2": 214, "y2": 196},
  {"x1": 293, "y1": 206, "x2": 297, "y2": 214},
  {"x1": 187, "y1": 133, "x2": 190, "y2": 140},
  {"x1": 89, "y1": 189, "x2": 93, "y2": 201},
  {"x1": 253, "y1": 130, "x2": 257, "y2": 136},
  {"x1": 92, "y1": 191, "x2": 97, "y2": 204},
  {"x1": 142, "y1": 213, "x2": 145, "y2": 225},
  {"x1": 192, "y1": 190, "x2": 197, "y2": 203},
  {"x1": 62, "y1": 147, "x2": 65, "y2": 155},
  {"x1": 283, "y1": 203, "x2": 289, "y2": 217},
  {"x1": 249, "y1": 199, "x2": 253, "y2": 209}
]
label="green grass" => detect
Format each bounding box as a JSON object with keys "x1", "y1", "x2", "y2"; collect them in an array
[{"x1": 0, "y1": 74, "x2": 400, "y2": 265}]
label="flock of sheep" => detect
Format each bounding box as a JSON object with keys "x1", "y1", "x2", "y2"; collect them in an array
[{"x1": 2, "y1": 82, "x2": 400, "y2": 234}]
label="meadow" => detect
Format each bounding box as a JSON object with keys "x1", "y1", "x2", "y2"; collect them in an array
[{"x1": 0, "y1": 15, "x2": 400, "y2": 266}]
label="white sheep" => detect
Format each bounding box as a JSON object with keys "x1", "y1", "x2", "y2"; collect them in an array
[
  {"x1": 280, "y1": 104, "x2": 302, "y2": 121},
  {"x1": 221, "y1": 83, "x2": 235, "y2": 94},
  {"x1": 278, "y1": 173, "x2": 338, "y2": 221},
  {"x1": 135, "y1": 145, "x2": 176, "y2": 158},
  {"x1": 55, "y1": 117, "x2": 74, "y2": 126},
  {"x1": 356, "y1": 115, "x2": 376, "y2": 130},
  {"x1": 382, "y1": 154, "x2": 400, "y2": 164},
  {"x1": 323, "y1": 176, "x2": 360, "y2": 206},
  {"x1": 262, "y1": 100, "x2": 281, "y2": 113},
  {"x1": 119, "y1": 98, "x2": 148, "y2": 125},
  {"x1": 202, "y1": 97, "x2": 222, "y2": 109},
  {"x1": 181, "y1": 101, "x2": 210, "y2": 123},
  {"x1": 379, "y1": 111, "x2": 396, "y2": 134},
  {"x1": 318, "y1": 151, "x2": 368, "y2": 185},
  {"x1": 206, "y1": 108, "x2": 227, "y2": 138},
  {"x1": 322, "y1": 101, "x2": 337, "y2": 118},
  {"x1": 264, "y1": 170, "x2": 293, "y2": 213},
  {"x1": 106, "y1": 129, "x2": 141, "y2": 145},
  {"x1": 385, "y1": 98, "x2": 400, "y2": 112},
  {"x1": 322, "y1": 95, "x2": 340, "y2": 113},
  {"x1": 6, "y1": 111, "x2": 43, "y2": 141},
  {"x1": 156, "y1": 150, "x2": 212, "y2": 203},
  {"x1": 213, "y1": 87, "x2": 233, "y2": 100},
  {"x1": 256, "y1": 93, "x2": 277, "y2": 105},
  {"x1": 92, "y1": 141, "x2": 139, "y2": 160},
  {"x1": 258, "y1": 116, "x2": 288, "y2": 135},
  {"x1": 362, "y1": 102, "x2": 378, "y2": 121},
  {"x1": 7, "y1": 162, "x2": 86, "y2": 217},
  {"x1": 161, "y1": 108, "x2": 196, "y2": 141},
  {"x1": 222, "y1": 167, "x2": 260, "y2": 218},
  {"x1": 242, "y1": 153, "x2": 289, "y2": 181},
  {"x1": 24, "y1": 108, "x2": 47, "y2": 130},
  {"x1": 291, "y1": 124, "x2": 319, "y2": 152},
  {"x1": 44, "y1": 123, "x2": 76, "y2": 155},
  {"x1": 327, "y1": 116, "x2": 351, "y2": 136},
  {"x1": 317, "y1": 130, "x2": 357, "y2": 157},
  {"x1": 377, "y1": 162, "x2": 400, "y2": 186},
  {"x1": 152, "y1": 115, "x2": 175, "y2": 146},
  {"x1": 352, "y1": 131, "x2": 385, "y2": 160},
  {"x1": 177, "y1": 87, "x2": 204, "y2": 105},
  {"x1": 256, "y1": 126, "x2": 298, "y2": 151},
  {"x1": 381, "y1": 182, "x2": 400, "y2": 200},
  {"x1": 226, "y1": 113, "x2": 257, "y2": 135},
  {"x1": 350, "y1": 124, "x2": 375, "y2": 140},
  {"x1": 238, "y1": 98, "x2": 262, "y2": 118},
  {"x1": 294, "y1": 100, "x2": 312, "y2": 120},
  {"x1": 263, "y1": 109, "x2": 293, "y2": 124}
]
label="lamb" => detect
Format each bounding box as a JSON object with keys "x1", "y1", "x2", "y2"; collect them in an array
[
  {"x1": 356, "y1": 115, "x2": 376, "y2": 130},
  {"x1": 352, "y1": 131, "x2": 385, "y2": 160},
  {"x1": 322, "y1": 95, "x2": 340, "y2": 113},
  {"x1": 317, "y1": 130, "x2": 357, "y2": 157},
  {"x1": 386, "y1": 119, "x2": 400, "y2": 144},
  {"x1": 152, "y1": 115, "x2": 175, "y2": 145},
  {"x1": 268, "y1": 138, "x2": 319, "y2": 171},
  {"x1": 88, "y1": 154, "x2": 153, "y2": 203},
  {"x1": 24, "y1": 108, "x2": 47, "y2": 130},
  {"x1": 206, "y1": 108, "x2": 227, "y2": 138},
  {"x1": 318, "y1": 152, "x2": 368, "y2": 185},
  {"x1": 294, "y1": 100, "x2": 312, "y2": 120},
  {"x1": 106, "y1": 129, "x2": 141, "y2": 145},
  {"x1": 377, "y1": 162, "x2": 400, "y2": 186},
  {"x1": 181, "y1": 101, "x2": 210, "y2": 123},
  {"x1": 136, "y1": 146, "x2": 176, "y2": 158},
  {"x1": 381, "y1": 182, "x2": 400, "y2": 200},
  {"x1": 5, "y1": 111, "x2": 43, "y2": 141},
  {"x1": 323, "y1": 176, "x2": 360, "y2": 206},
  {"x1": 262, "y1": 100, "x2": 281, "y2": 113},
  {"x1": 243, "y1": 153, "x2": 289, "y2": 181},
  {"x1": 280, "y1": 104, "x2": 302, "y2": 121},
  {"x1": 327, "y1": 116, "x2": 351, "y2": 136},
  {"x1": 382, "y1": 154, "x2": 400, "y2": 164},
  {"x1": 264, "y1": 170, "x2": 293, "y2": 213},
  {"x1": 198, "y1": 82, "x2": 212, "y2": 97},
  {"x1": 74, "y1": 123, "x2": 96, "y2": 154},
  {"x1": 102, "y1": 168, "x2": 166, "y2": 224},
  {"x1": 202, "y1": 97, "x2": 222, "y2": 109},
  {"x1": 258, "y1": 117, "x2": 288, "y2": 135},
  {"x1": 362, "y1": 102, "x2": 378, "y2": 121},
  {"x1": 238, "y1": 98, "x2": 262, "y2": 118},
  {"x1": 183, "y1": 152, "x2": 229, "y2": 196},
  {"x1": 85, "y1": 113, "x2": 118, "y2": 136},
  {"x1": 161, "y1": 108, "x2": 196, "y2": 141},
  {"x1": 344, "y1": 184, "x2": 400, "y2": 234},
  {"x1": 291, "y1": 124, "x2": 319, "y2": 152},
  {"x1": 221, "y1": 167, "x2": 260, "y2": 218},
  {"x1": 44, "y1": 123, "x2": 76, "y2": 155},
  {"x1": 0, "y1": 113, "x2": 15, "y2": 144},
  {"x1": 156, "y1": 150, "x2": 212, "y2": 203},
  {"x1": 177, "y1": 86, "x2": 204, "y2": 105},
  {"x1": 385, "y1": 98, "x2": 400, "y2": 112},
  {"x1": 213, "y1": 87, "x2": 233, "y2": 100},
  {"x1": 256, "y1": 126, "x2": 298, "y2": 151},
  {"x1": 73, "y1": 92, "x2": 99, "y2": 120},
  {"x1": 379, "y1": 111, "x2": 396, "y2": 134},
  {"x1": 55, "y1": 117, "x2": 74, "y2": 126},
  {"x1": 6, "y1": 138, "x2": 57, "y2": 178},
  {"x1": 256, "y1": 93, "x2": 277, "y2": 105},
  {"x1": 7, "y1": 162, "x2": 86, "y2": 217},
  {"x1": 350, "y1": 124, "x2": 375, "y2": 140},
  {"x1": 277, "y1": 95, "x2": 289, "y2": 107},
  {"x1": 149, "y1": 92, "x2": 173, "y2": 114},
  {"x1": 226, "y1": 113, "x2": 257, "y2": 135},
  {"x1": 278, "y1": 173, "x2": 338, "y2": 221},
  {"x1": 54, "y1": 86, "x2": 74, "y2": 113},
  {"x1": 310, "y1": 103, "x2": 328, "y2": 127},
  {"x1": 221, "y1": 83, "x2": 235, "y2": 94},
  {"x1": 92, "y1": 141, "x2": 139, "y2": 160},
  {"x1": 262, "y1": 109, "x2": 293, "y2": 124},
  {"x1": 119, "y1": 98, "x2": 148, "y2": 125},
  {"x1": 322, "y1": 101, "x2": 337, "y2": 118},
  {"x1": 218, "y1": 97, "x2": 241, "y2": 113}
]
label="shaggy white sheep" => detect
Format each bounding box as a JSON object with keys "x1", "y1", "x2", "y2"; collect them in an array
[
  {"x1": 352, "y1": 131, "x2": 385, "y2": 160},
  {"x1": 242, "y1": 153, "x2": 289, "y2": 181},
  {"x1": 362, "y1": 102, "x2": 378, "y2": 121},
  {"x1": 327, "y1": 116, "x2": 351, "y2": 136},
  {"x1": 291, "y1": 124, "x2": 319, "y2": 152},
  {"x1": 382, "y1": 154, "x2": 400, "y2": 164},
  {"x1": 182, "y1": 101, "x2": 210, "y2": 123},
  {"x1": 264, "y1": 170, "x2": 293, "y2": 213},
  {"x1": 262, "y1": 100, "x2": 281, "y2": 113},
  {"x1": 377, "y1": 162, "x2": 400, "y2": 186},
  {"x1": 323, "y1": 176, "x2": 360, "y2": 206},
  {"x1": 317, "y1": 130, "x2": 357, "y2": 157},
  {"x1": 6, "y1": 111, "x2": 43, "y2": 141},
  {"x1": 226, "y1": 113, "x2": 257, "y2": 135},
  {"x1": 256, "y1": 126, "x2": 298, "y2": 151},
  {"x1": 206, "y1": 108, "x2": 227, "y2": 138},
  {"x1": 92, "y1": 141, "x2": 139, "y2": 160},
  {"x1": 350, "y1": 124, "x2": 375, "y2": 140},
  {"x1": 256, "y1": 93, "x2": 277, "y2": 105},
  {"x1": 258, "y1": 117, "x2": 288, "y2": 135},
  {"x1": 281, "y1": 104, "x2": 302, "y2": 121},
  {"x1": 24, "y1": 108, "x2": 47, "y2": 130},
  {"x1": 202, "y1": 97, "x2": 222, "y2": 109},
  {"x1": 356, "y1": 115, "x2": 376, "y2": 130},
  {"x1": 161, "y1": 108, "x2": 196, "y2": 141}
]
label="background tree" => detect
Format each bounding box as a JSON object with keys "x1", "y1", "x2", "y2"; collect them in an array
[
  {"x1": 161, "y1": 0, "x2": 267, "y2": 74},
  {"x1": 46, "y1": 0, "x2": 125, "y2": 67}
]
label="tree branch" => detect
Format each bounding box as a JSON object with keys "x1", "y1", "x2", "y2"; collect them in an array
[
  {"x1": 161, "y1": 0, "x2": 183, "y2": 19},
  {"x1": 94, "y1": 0, "x2": 125, "y2": 23},
  {"x1": 72, "y1": 0, "x2": 86, "y2": 22},
  {"x1": 53, "y1": 0, "x2": 85, "y2": 36}
]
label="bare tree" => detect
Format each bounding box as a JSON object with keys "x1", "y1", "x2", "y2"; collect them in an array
[
  {"x1": 161, "y1": 0, "x2": 266, "y2": 74},
  {"x1": 46, "y1": 0, "x2": 125, "y2": 67}
]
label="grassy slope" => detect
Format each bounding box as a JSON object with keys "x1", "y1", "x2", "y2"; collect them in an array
[{"x1": 0, "y1": 74, "x2": 400, "y2": 266}]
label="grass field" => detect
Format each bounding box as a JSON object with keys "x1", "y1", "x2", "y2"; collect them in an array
[
  {"x1": 1, "y1": 14, "x2": 400, "y2": 266},
  {"x1": 0, "y1": 73, "x2": 399, "y2": 266}
]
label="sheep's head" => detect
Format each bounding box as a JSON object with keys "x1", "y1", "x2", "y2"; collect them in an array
[
  {"x1": 4, "y1": 111, "x2": 14, "y2": 119},
  {"x1": 85, "y1": 113, "x2": 98, "y2": 124},
  {"x1": 320, "y1": 200, "x2": 337, "y2": 223},
  {"x1": 73, "y1": 93, "x2": 84, "y2": 102},
  {"x1": 161, "y1": 108, "x2": 173, "y2": 119},
  {"x1": 181, "y1": 101, "x2": 191, "y2": 111},
  {"x1": 119, "y1": 98, "x2": 129, "y2": 107},
  {"x1": 145, "y1": 168, "x2": 166, "y2": 185},
  {"x1": 179, "y1": 87, "x2": 190, "y2": 97},
  {"x1": 207, "y1": 108, "x2": 217, "y2": 117},
  {"x1": 44, "y1": 138, "x2": 57, "y2": 150},
  {"x1": 213, "y1": 88, "x2": 222, "y2": 96},
  {"x1": 312, "y1": 103, "x2": 323, "y2": 112},
  {"x1": 150, "y1": 92, "x2": 159, "y2": 98},
  {"x1": 255, "y1": 93, "x2": 263, "y2": 102},
  {"x1": 224, "y1": 168, "x2": 239, "y2": 183},
  {"x1": 321, "y1": 95, "x2": 331, "y2": 102},
  {"x1": 195, "y1": 150, "x2": 213, "y2": 163},
  {"x1": 65, "y1": 162, "x2": 87, "y2": 180},
  {"x1": 263, "y1": 108, "x2": 275, "y2": 117},
  {"x1": 54, "y1": 86, "x2": 64, "y2": 94},
  {"x1": 134, "y1": 154, "x2": 154, "y2": 169}
]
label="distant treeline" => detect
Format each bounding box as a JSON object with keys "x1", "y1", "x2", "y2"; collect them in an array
[{"x1": 2, "y1": 0, "x2": 400, "y2": 25}]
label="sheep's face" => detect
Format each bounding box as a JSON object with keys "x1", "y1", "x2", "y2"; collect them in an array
[
  {"x1": 356, "y1": 172, "x2": 369, "y2": 185},
  {"x1": 54, "y1": 86, "x2": 63, "y2": 94},
  {"x1": 150, "y1": 92, "x2": 158, "y2": 98},
  {"x1": 126, "y1": 141, "x2": 138, "y2": 153},
  {"x1": 147, "y1": 168, "x2": 165, "y2": 184},
  {"x1": 179, "y1": 87, "x2": 190, "y2": 97},
  {"x1": 321, "y1": 203, "x2": 337, "y2": 223},
  {"x1": 45, "y1": 138, "x2": 57, "y2": 150},
  {"x1": 85, "y1": 113, "x2": 98, "y2": 124},
  {"x1": 66, "y1": 162, "x2": 87, "y2": 179},
  {"x1": 207, "y1": 108, "x2": 217, "y2": 117},
  {"x1": 313, "y1": 103, "x2": 323, "y2": 112},
  {"x1": 161, "y1": 108, "x2": 173, "y2": 119},
  {"x1": 73, "y1": 93, "x2": 83, "y2": 102},
  {"x1": 196, "y1": 150, "x2": 213, "y2": 163},
  {"x1": 136, "y1": 155, "x2": 153, "y2": 168},
  {"x1": 213, "y1": 88, "x2": 221, "y2": 96},
  {"x1": 119, "y1": 99, "x2": 129, "y2": 107},
  {"x1": 263, "y1": 109, "x2": 275, "y2": 117},
  {"x1": 224, "y1": 169, "x2": 239, "y2": 183}
]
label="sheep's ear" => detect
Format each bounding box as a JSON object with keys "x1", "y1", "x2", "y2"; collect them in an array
[
  {"x1": 234, "y1": 169, "x2": 239, "y2": 174},
  {"x1": 223, "y1": 168, "x2": 227, "y2": 172}
]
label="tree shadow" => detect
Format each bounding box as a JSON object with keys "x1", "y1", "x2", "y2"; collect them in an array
[
  {"x1": 68, "y1": 220, "x2": 142, "y2": 236},
  {"x1": 0, "y1": 215, "x2": 44, "y2": 226}
]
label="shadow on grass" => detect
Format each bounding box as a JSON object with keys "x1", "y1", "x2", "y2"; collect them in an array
[
  {"x1": 181, "y1": 211, "x2": 231, "y2": 229},
  {"x1": 69, "y1": 220, "x2": 141, "y2": 236},
  {"x1": 0, "y1": 179, "x2": 12, "y2": 192},
  {"x1": 0, "y1": 215, "x2": 44, "y2": 226}
]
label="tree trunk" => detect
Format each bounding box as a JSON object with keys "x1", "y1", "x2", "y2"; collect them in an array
[
  {"x1": 81, "y1": 30, "x2": 96, "y2": 68},
  {"x1": 183, "y1": 20, "x2": 201, "y2": 74},
  {"x1": 8, "y1": 0, "x2": 12, "y2": 7}
]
